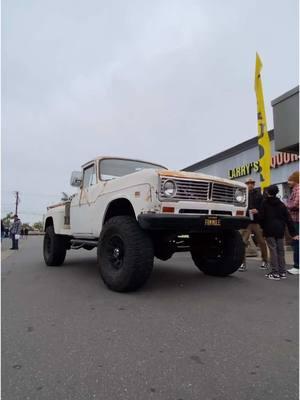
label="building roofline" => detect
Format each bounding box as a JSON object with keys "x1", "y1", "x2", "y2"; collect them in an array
[
  {"x1": 183, "y1": 130, "x2": 274, "y2": 171},
  {"x1": 271, "y1": 86, "x2": 299, "y2": 107}
]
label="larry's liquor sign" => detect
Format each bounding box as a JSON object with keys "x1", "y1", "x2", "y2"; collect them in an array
[{"x1": 228, "y1": 153, "x2": 299, "y2": 180}]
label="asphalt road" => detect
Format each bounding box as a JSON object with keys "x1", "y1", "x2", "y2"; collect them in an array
[{"x1": 2, "y1": 237, "x2": 299, "y2": 400}]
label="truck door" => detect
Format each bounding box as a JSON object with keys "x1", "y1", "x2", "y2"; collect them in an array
[{"x1": 71, "y1": 163, "x2": 97, "y2": 236}]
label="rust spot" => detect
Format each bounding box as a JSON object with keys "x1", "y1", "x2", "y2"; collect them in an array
[
  {"x1": 153, "y1": 205, "x2": 161, "y2": 212},
  {"x1": 135, "y1": 191, "x2": 141, "y2": 198}
]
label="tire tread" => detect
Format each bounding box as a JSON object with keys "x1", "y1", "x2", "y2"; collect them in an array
[
  {"x1": 98, "y1": 216, "x2": 154, "y2": 292},
  {"x1": 43, "y1": 225, "x2": 66, "y2": 266},
  {"x1": 191, "y1": 230, "x2": 244, "y2": 276}
]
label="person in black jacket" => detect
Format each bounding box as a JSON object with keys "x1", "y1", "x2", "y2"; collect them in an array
[
  {"x1": 10, "y1": 215, "x2": 22, "y2": 250},
  {"x1": 259, "y1": 185, "x2": 299, "y2": 280},
  {"x1": 239, "y1": 178, "x2": 268, "y2": 271},
  {"x1": 1, "y1": 219, "x2": 5, "y2": 240}
]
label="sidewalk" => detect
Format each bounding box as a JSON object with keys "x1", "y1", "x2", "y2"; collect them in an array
[{"x1": 249, "y1": 250, "x2": 294, "y2": 266}]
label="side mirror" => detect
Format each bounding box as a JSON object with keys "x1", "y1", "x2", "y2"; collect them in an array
[{"x1": 70, "y1": 171, "x2": 83, "y2": 187}]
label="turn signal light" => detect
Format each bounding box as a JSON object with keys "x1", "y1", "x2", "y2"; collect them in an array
[
  {"x1": 236, "y1": 210, "x2": 245, "y2": 216},
  {"x1": 162, "y1": 207, "x2": 175, "y2": 213}
]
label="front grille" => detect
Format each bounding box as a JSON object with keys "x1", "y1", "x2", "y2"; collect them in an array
[
  {"x1": 212, "y1": 183, "x2": 244, "y2": 206},
  {"x1": 160, "y1": 177, "x2": 209, "y2": 201},
  {"x1": 160, "y1": 177, "x2": 246, "y2": 206}
]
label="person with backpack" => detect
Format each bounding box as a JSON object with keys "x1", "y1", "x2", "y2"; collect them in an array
[{"x1": 259, "y1": 185, "x2": 299, "y2": 280}]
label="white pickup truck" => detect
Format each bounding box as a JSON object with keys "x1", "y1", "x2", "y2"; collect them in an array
[{"x1": 43, "y1": 157, "x2": 249, "y2": 292}]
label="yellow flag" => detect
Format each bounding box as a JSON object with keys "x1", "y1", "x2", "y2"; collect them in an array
[{"x1": 254, "y1": 52, "x2": 271, "y2": 190}]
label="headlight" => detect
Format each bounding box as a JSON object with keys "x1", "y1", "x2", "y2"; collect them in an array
[
  {"x1": 163, "y1": 180, "x2": 177, "y2": 197},
  {"x1": 235, "y1": 188, "x2": 246, "y2": 203}
]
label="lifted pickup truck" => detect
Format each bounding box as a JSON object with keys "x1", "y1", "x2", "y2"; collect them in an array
[{"x1": 43, "y1": 156, "x2": 249, "y2": 292}]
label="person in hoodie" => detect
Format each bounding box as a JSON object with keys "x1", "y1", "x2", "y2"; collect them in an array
[{"x1": 259, "y1": 185, "x2": 299, "y2": 280}]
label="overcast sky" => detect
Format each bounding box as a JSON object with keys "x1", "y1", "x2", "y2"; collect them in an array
[{"x1": 2, "y1": 0, "x2": 299, "y2": 223}]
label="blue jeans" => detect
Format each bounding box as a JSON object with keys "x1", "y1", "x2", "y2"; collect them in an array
[{"x1": 292, "y1": 222, "x2": 299, "y2": 268}]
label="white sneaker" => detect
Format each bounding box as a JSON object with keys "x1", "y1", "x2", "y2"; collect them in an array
[
  {"x1": 265, "y1": 272, "x2": 280, "y2": 280},
  {"x1": 239, "y1": 263, "x2": 247, "y2": 272},
  {"x1": 260, "y1": 261, "x2": 268, "y2": 270},
  {"x1": 287, "y1": 268, "x2": 300, "y2": 275}
]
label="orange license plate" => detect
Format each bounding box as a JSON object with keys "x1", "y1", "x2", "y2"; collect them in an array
[{"x1": 205, "y1": 217, "x2": 221, "y2": 226}]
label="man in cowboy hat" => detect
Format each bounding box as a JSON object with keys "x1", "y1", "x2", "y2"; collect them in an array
[{"x1": 239, "y1": 177, "x2": 268, "y2": 271}]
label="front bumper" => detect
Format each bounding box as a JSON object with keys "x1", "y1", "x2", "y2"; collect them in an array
[{"x1": 138, "y1": 213, "x2": 250, "y2": 232}]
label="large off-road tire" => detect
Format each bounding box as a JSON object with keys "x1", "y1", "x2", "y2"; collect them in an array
[
  {"x1": 83, "y1": 245, "x2": 95, "y2": 251},
  {"x1": 43, "y1": 225, "x2": 67, "y2": 266},
  {"x1": 154, "y1": 248, "x2": 173, "y2": 261},
  {"x1": 152, "y1": 233, "x2": 175, "y2": 261},
  {"x1": 153, "y1": 242, "x2": 174, "y2": 261},
  {"x1": 98, "y1": 216, "x2": 154, "y2": 292},
  {"x1": 191, "y1": 230, "x2": 244, "y2": 276}
]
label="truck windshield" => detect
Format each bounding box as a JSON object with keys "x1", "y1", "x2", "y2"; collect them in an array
[{"x1": 99, "y1": 158, "x2": 167, "y2": 180}]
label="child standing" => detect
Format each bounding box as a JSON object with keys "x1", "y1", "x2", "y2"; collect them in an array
[{"x1": 259, "y1": 185, "x2": 299, "y2": 280}]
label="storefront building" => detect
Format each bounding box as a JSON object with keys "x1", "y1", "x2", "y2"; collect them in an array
[
  {"x1": 183, "y1": 129, "x2": 299, "y2": 201},
  {"x1": 272, "y1": 86, "x2": 299, "y2": 154}
]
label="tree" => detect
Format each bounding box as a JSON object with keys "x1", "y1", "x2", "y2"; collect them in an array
[
  {"x1": 22, "y1": 223, "x2": 33, "y2": 231},
  {"x1": 32, "y1": 221, "x2": 43, "y2": 231},
  {"x1": 2, "y1": 213, "x2": 14, "y2": 227}
]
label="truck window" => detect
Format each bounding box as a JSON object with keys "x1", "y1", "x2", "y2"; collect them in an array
[
  {"x1": 82, "y1": 164, "x2": 96, "y2": 188},
  {"x1": 99, "y1": 158, "x2": 167, "y2": 180}
]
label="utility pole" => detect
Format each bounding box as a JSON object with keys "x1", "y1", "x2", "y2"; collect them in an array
[{"x1": 14, "y1": 191, "x2": 20, "y2": 215}]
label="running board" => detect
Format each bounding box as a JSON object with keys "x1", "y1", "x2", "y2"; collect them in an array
[{"x1": 70, "y1": 239, "x2": 98, "y2": 248}]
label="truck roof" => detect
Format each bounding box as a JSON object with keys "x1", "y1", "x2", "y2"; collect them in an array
[{"x1": 82, "y1": 156, "x2": 167, "y2": 169}]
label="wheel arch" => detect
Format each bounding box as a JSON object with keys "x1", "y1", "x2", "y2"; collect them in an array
[{"x1": 102, "y1": 198, "x2": 136, "y2": 225}]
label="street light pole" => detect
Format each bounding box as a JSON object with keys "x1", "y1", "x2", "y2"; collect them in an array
[{"x1": 15, "y1": 191, "x2": 20, "y2": 215}]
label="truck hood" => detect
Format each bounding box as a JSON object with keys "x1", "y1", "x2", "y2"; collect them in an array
[
  {"x1": 102, "y1": 168, "x2": 246, "y2": 194},
  {"x1": 159, "y1": 170, "x2": 246, "y2": 187},
  {"x1": 97, "y1": 168, "x2": 161, "y2": 193}
]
